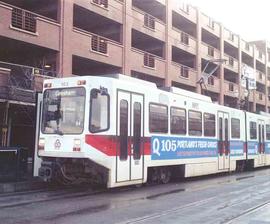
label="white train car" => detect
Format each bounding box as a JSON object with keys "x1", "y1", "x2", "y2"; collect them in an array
[
  {"x1": 246, "y1": 112, "x2": 270, "y2": 167},
  {"x1": 35, "y1": 74, "x2": 268, "y2": 188}
]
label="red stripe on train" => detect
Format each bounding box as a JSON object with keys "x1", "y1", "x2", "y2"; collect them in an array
[{"x1": 85, "y1": 134, "x2": 151, "y2": 156}]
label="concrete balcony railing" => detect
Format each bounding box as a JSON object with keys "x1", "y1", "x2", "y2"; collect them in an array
[
  {"x1": 223, "y1": 54, "x2": 239, "y2": 72},
  {"x1": 132, "y1": 7, "x2": 166, "y2": 42},
  {"x1": 241, "y1": 39, "x2": 253, "y2": 56},
  {"x1": 171, "y1": 62, "x2": 197, "y2": 87},
  {"x1": 201, "y1": 42, "x2": 220, "y2": 60},
  {"x1": 255, "y1": 49, "x2": 266, "y2": 64},
  {"x1": 171, "y1": 28, "x2": 196, "y2": 55},
  {"x1": 256, "y1": 70, "x2": 266, "y2": 84},
  {"x1": 72, "y1": 28, "x2": 123, "y2": 68},
  {"x1": 223, "y1": 28, "x2": 239, "y2": 48},
  {"x1": 155, "y1": 0, "x2": 165, "y2": 5},
  {"x1": 201, "y1": 13, "x2": 220, "y2": 37},
  {"x1": 0, "y1": 3, "x2": 60, "y2": 50},
  {"x1": 173, "y1": 4, "x2": 197, "y2": 24},
  {"x1": 256, "y1": 92, "x2": 266, "y2": 105},
  {"x1": 224, "y1": 81, "x2": 238, "y2": 97},
  {"x1": 130, "y1": 48, "x2": 166, "y2": 79},
  {"x1": 75, "y1": 0, "x2": 123, "y2": 24}
]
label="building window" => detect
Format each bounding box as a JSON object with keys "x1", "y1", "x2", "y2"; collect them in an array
[
  {"x1": 229, "y1": 57, "x2": 234, "y2": 66},
  {"x1": 229, "y1": 83, "x2": 234, "y2": 92},
  {"x1": 250, "y1": 121, "x2": 257, "y2": 140},
  {"x1": 188, "y1": 110, "x2": 202, "y2": 136},
  {"x1": 259, "y1": 93, "x2": 263, "y2": 100},
  {"x1": 259, "y1": 51, "x2": 263, "y2": 59},
  {"x1": 91, "y1": 35, "x2": 108, "y2": 54},
  {"x1": 144, "y1": 53, "x2": 155, "y2": 68},
  {"x1": 144, "y1": 14, "x2": 155, "y2": 30},
  {"x1": 92, "y1": 0, "x2": 108, "y2": 8},
  {"x1": 11, "y1": 8, "x2": 36, "y2": 33},
  {"x1": 208, "y1": 76, "x2": 214, "y2": 85},
  {"x1": 149, "y1": 103, "x2": 168, "y2": 133},
  {"x1": 171, "y1": 107, "x2": 186, "y2": 135},
  {"x1": 208, "y1": 46, "x2": 214, "y2": 57},
  {"x1": 259, "y1": 72, "x2": 263, "y2": 80},
  {"x1": 204, "y1": 113, "x2": 216, "y2": 137},
  {"x1": 231, "y1": 118, "x2": 240, "y2": 139},
  {"x1": 181, "y1": 32, "x2": 189, "y2": 45},
  {"x1": 180, "y1": 66, "x2": 189, "y2": 78}
]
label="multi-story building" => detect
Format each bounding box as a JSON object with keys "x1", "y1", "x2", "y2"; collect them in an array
[{"x1": 0, "y1": 0, "x2": 270, "y2": 152}]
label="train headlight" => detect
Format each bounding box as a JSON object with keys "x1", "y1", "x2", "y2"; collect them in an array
[
  {"x1": 38, "y1": 138, "x2": 45, "y2": 151},
  {"x1": 73, "y1": 139, "x2": 81, "y2": 152}
]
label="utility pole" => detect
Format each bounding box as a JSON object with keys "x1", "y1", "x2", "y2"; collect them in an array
[{"x1": 245, "y1": 77, "x2": 250, "y2": 111}]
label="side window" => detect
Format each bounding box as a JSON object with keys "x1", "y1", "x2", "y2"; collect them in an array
[
  {"x1": 250, "y1": 121, "x2": 257, "y2": 140},
  {"x1": 188, "y1": 110, "x2": 202, "y2": 136},
  {"x1": 120, "y1": 100, "x2": 128, "y2": 161},
  {"x1": 89, "y1": 88, "x2": 110, "y2": 133},
  {"x1": 133, "y1": 102, "x2": 141, "y2": 160},
  {"x1": 266, "y1": 124, "x2": 270, "y2": 140},
  {"x1": 149, "y1": 104, "x2": 168, "y2": 133},
  {"x1": 231, "y1": 118, "x2": 240, "y2": 138},
  {"x1": 204, "y1": 113, "x2": 216, "y2": 137},
  {"x1": 171, "y1": 107, "x2": 186, "y2": 135}
]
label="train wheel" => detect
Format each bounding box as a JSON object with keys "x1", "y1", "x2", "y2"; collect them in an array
[{"x1": 159, "y1": 168, "x2": 171, "y2": 184}]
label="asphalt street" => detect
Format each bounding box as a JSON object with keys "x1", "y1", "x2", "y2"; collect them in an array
[{"x1": 1, "y1": 169, "x2": 270, "y2": 224}]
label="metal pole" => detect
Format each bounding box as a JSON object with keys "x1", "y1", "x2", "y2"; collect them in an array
[{"x1": 245, "y1": 78, "x2": 249, "y2": 111}]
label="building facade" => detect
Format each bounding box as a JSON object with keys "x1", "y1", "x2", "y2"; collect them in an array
[{"x1": 0, "y1": 0, "x2": 270, "y2": 150}]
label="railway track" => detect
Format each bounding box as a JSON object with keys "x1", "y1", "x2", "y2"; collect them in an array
[{"x1": 0, "y1": 169, "x2": 269, "y2": 213}]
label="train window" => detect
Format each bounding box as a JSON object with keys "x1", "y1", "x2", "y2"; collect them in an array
[
  {"x1": 266, "y1": 125, "x2": 270, "y2": 140},
  {"x1": 250, "y1": 121, "x2": 257, "y2": 140},
  {"x1": 133, "y1": 102, "x2": 141, "y2": 160},
  {"x1": 120, "y1": 100, "x2": 128, "y2": 161},
  {"x1": 225, "y1": 118, "x2": 229, "y2": 142},
  {"x1": 188, "y1": 110, "x2": 202, "y2": 136},
  {"x1": 204, "y1": 113, "x2": 216, "y2": 137},
  {"x1": 170, "y1": 107, "x2": 186, "y2": 135},
  {"x1": 219, "y1": 117, "x2": 223, "y2": 140},
  {"x1": 231, "y1": 118, "x2": 240, "y2": 138},
  {"x1": 89, "y1": 88, "x2": 110, "y2": 133},
  {"x1": 149, "y1": 103, "x2": 168, "y2": 133}
]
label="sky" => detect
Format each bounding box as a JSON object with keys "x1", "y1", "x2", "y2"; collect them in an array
[{"x1": 175, "y1": 0, "x2": 270, "y2": 41}]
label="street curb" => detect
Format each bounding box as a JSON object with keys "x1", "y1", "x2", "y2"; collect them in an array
[{"x1": 0, "y1": 179, "x2": 45, "y2": 194}]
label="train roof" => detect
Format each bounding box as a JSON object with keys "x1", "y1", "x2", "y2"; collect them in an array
[{"x1": 100, "y1": 74, "x2": 212, "y2": 103}]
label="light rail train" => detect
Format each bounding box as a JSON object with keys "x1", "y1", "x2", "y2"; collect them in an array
[{"x1": 35, "y1": 74, "x2": 270, "y2": 188}]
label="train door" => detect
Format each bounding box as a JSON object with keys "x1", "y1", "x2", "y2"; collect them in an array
[
  {"x1": 218, "y1": 112, "x2": 230, "y2": 170},
  {"x1": 116, "y1": 90, "x2": 144, "y2": 182},
  {"x1": 258, "y1": 120, "x2": 266, "y2": 165}
]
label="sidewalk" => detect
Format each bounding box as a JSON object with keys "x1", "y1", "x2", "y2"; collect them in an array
[{"x1": 0, "y1": 177, "x2": 45, "y2": 194}]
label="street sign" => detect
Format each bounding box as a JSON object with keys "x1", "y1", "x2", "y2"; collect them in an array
[{"x1": 241, "y1": 65, "x2": 256, "y2": 90}]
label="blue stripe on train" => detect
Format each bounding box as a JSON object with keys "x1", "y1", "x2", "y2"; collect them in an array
[
  {"x1": 247, "y1": 141, "x2": 258, "y2": 155},
  {"x1": 230, "y1": 141, "x2": 244, "y2": 156},
  {"x1": 151, "y1": 136, "x2": 245, "y2": 160}
]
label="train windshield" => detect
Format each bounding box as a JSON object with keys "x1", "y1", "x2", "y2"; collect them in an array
[{"x1": 41, "y1": 87, "x2": 86, "y2": 135}]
